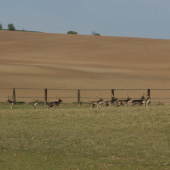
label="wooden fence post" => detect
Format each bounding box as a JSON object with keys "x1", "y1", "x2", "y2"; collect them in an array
[
  {"x1": 44, "y1": 88, "x2": 47, "y2": 106},
  {"x1": 13, "y1": 88, "x2": 16, "y2": 103},
  {"x1": 111, "y1": 89, "x2": 114, "y2": 100},
  {"x1": 147, "y1": 89, "x2": 150, "y2": 97},
  {"x1": 147, "y1": 89, "x2": 151, "y2": 106},
  {"x1": 77, "y1": 89, "x2": 80, "y2": 106}
]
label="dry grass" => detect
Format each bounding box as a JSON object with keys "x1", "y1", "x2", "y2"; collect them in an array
[{"x1": 0, "y1": 104, "x2": 170, "y2": 170}]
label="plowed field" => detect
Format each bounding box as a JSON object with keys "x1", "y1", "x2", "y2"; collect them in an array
[{"x1": 1, "y1": 30, "x2": 170, "y2": 89}]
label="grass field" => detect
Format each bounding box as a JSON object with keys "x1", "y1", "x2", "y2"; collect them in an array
[{"x1": 0, "y1": 104, "x2": 170, "y2": 170}]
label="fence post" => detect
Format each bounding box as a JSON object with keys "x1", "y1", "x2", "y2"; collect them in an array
[
  {"x1": 111, "y1": 89, "x2": 114, "y2": 100},
  {"x1": 44, "y1": 88, "x2": 47, "y2": 106},
  {"x1": 77, "y1": 89, "x2": 80, "y2": 106},
  {"x1": 147, "y1": 89, "x2": 150, "y2": 96},
  {"x1": 147, "y1": 89, "x2": 151, "y2": 106},
  {"x1": 13, "y1": 88, "x2": 16, "y2": 103}
]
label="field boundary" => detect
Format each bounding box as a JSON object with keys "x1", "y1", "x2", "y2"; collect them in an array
[{"x1": 0, "y1": 88, "x2": 170, "y2": 105}]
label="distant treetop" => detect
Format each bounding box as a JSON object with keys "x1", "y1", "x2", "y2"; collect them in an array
[
  {"x1": 92, "y1": 31, "x2": 100, "y2": 36},
  {"x1": 8, "y1": 23, "x2": 15, "y2": 31},
  {"x1": 67, "y1": 31, "x2": 78, "y2": 34}
]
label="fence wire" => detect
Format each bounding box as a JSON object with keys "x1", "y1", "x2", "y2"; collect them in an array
[{"x1": 0, "y1": 88, "x2": 170, "y2": 105}]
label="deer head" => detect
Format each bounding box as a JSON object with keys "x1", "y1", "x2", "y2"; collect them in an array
[{"x1": 58, "y1": 99, "x2": 63, "y2": 102}]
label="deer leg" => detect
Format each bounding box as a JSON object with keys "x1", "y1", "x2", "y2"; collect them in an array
[
  {"x1": 112, "y1": 102, "x2": 115, "y2": 107},
  {"x1": 90, "y1": 104, "x2": 94, "y2": 109},
  {"x1": 48, "y1": 105, "x2": 52, "y2": 109},
  {"x1": 104, "y1": 102, "x2": 108, "y2": 107}
]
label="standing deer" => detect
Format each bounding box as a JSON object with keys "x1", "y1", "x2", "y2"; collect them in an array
[
  {"x1": 132, "y1": 95, "x2": 145, "y2": 106},
  {"x1": 48, "y1": 97, "x2": 63, "y2": 109},
  {"x1": 143, "y1": 95, "x2": 151, "y2": 106},
  {"x1": 7, "y1": 96, "x2": 15, "y2": 109},
  {"x1": 117, "y1": 94, "x2": 131, "y2": 107},
  {"x1": 32, "y1": 98, "x2": 38, "y2": 109},
  {"x1": 104, "y1": 95, "x2": 118, "y2": 107},
  {"x1": 90, "y1": 95, "x2": 104, "y2": 109}
]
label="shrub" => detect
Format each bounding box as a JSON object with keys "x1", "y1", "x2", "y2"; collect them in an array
[
  {"x1": 92, "y1": 31, "x2": 101, "y2": 36},
  {"x1": 0, "y1": 23, "x2": 2, "y2": 30},
  {"x1": 94, "y1": 33, "x2": 100, "y2": 36},
  {"x1": 67, "y1": 31, "x2": 78, "y2": 34}
]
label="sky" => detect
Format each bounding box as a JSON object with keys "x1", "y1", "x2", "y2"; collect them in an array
[{"x1": 1, "y1": 0, "x2": 170, "y2": 39}]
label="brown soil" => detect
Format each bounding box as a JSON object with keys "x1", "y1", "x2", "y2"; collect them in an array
[{"x1": 1, "y1": 30, "x2": 170, "y2": 90}]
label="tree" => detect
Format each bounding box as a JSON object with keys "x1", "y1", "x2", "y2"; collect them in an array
[
  {"x1": 0, "y1": 23, "x2": 2, "y2": 30},
  {"x1": 67, "y1": 31, "x2": 78, "y2": 34},
  {"x1": 8, "y1": 23, "x2": 15, "y2": 30},
  {"x1": 94, "y1": 33, "x2": 100, "y2": 36},
  {"x1": 92, "y1": 31, "x2": 100, "y2": 36}
]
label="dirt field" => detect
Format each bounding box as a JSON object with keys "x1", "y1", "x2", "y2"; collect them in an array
[{"x1": 1, "y1": 30, "x2": 170, "y2": 90}]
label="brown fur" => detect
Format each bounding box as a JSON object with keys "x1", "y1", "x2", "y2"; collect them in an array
[
  {"x1": 7, "y1": 96, "x2": 15, "y2": 109},
  {"x1": 48, "y1": 99, "x2": 63, "y2": 109},
  {"x1": 142, "y1": 96, "x2": 151, "y2": 106},
  {"x1": 117, "y1": 96, "x2": 131, "y2": 107},
  {"x1": 132, "y1": 96, "x2": 145, "y2": 106},
  {"x1": 91, "y1": 98, "x2": 104, "y2": 109},
  {"x1": 33, "y1": 99, "x2": 38, "y2": 109},
  {"x1": 104, "y1": 97, "x2": 118, "y2": 107}
]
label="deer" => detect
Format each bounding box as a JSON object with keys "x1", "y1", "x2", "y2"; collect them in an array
[
  {"x1": 7, "y1": 96, "x2": 15, "y2": 109},
  {"x1": 132, "y1": 95, "x2": 145, "y2": 106},
  {"x1": 32, "y1": 98, "x2": 38, "y2": 109},
  {"x1": 48, "y1": 96, "x2": 63, "y2": 109},
  {"x1": 142, "y1": 95, "x2": 151, "y2": 106},
  {"x1": 90, "y1": 95, "x2": 104, "y2": 109},
  {"x1": 117, "y1": 94, "x2": 131, "y2": 107},
  {"x1": 104, "y1": 95, "x2": 118, "y2": 107}
]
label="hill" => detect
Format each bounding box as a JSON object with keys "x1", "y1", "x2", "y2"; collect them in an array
[{"x1": 0, "y1": 30, "x2": 170, "y2": 89}]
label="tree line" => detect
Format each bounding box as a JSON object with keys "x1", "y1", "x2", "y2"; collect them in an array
[
  {"x1": 0, "y1": 23, "x2": 15, "y2": 30},
  {"x1": 0, "y1": 23, "x2": 100, "y2": 35}
]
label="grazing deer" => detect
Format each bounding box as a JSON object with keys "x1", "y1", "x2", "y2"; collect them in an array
[
  {"x1": 7, "y1": 96, "x2": 15, "y2": 109},
  {"x1": 104, "y1": 95, "x2": 118, "y2": 107},
  {"x1": 132, "y1": 95, "x2": 145, "y2": 106},
  {"x1": 32, "y1": 98, "x2": 38, "y2": 109},
  {"x1": 48, "y1": 98, "x2": 63, "y2": 109},
  {"x1": 117, "y1": 95, "x2": 131, "y2": 107},
  {"x1": 91, "y1": 95, "x2": 104, "y2": 109}
]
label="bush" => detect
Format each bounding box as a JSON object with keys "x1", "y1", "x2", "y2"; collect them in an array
[
  {"x1": 8, "y1": 23, "x2": 15, "y2": 30},
  {"x1": 92, "y1": 31, "x2": 100, "y2": 36},
  {"x1": 0, "y1": 23, "x2": 2, "y2": 30},
  {"x1": 94, "y1": 33, "x2": 100, "y2": 36},
  {"x1": 67, "y1": 31, "x2": 78, "y2": 34}
]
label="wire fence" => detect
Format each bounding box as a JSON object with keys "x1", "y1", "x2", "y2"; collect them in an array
[{"x1": 1, "y1": 88, "x2": 170, "y2": 105}]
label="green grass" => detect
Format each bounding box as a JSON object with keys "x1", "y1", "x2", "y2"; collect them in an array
[{"x1": 0, "y1": 104, "x2": 170, "y2": 170}]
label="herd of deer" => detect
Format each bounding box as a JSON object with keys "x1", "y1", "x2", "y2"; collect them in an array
[
  {"x1": 6, "y1": 94, "x2": 150, "y2": 109},
  {"x1": 90, "y1": 94, "x2": 151, "y2": 108},
  {"x1": 6, "y1": 96, "x2": 63, "y2": 109}
]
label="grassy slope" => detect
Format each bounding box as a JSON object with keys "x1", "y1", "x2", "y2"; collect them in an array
[{"x1": 0, "y1": 104, "x2": 170, "y2": 170}]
